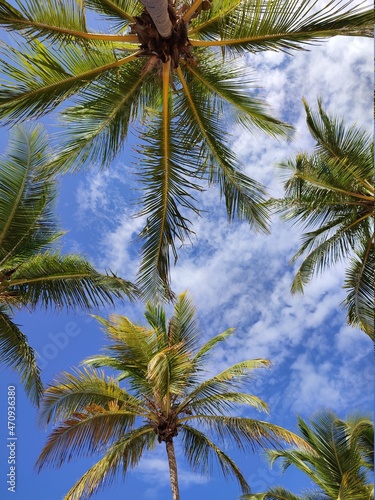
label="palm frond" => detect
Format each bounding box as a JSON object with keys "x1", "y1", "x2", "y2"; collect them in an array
[
  {"x1": 177, "y1": 359, "x2": 270, "y2": 413},
  {"x1": 61, "y1": 426, "x2": 155, "y2": 500},
  {"x1": 193, "y1": 328, "x2": 234, "y2": 363},
  {"x1": 136, "y1": 61, "x2": 203, "y2": 302},
  {"x1": 84, "y1": 0, "x2": 141, "y2": 25},
  {"x1": 0, "y1": 124, "x2": 60, "y2": 266},
  {"x1": 274, "y1": 102, "x2": 374, "y2": 338},
  {"x1": 43, "y1": 58, "x2": 157, "y2": 175},
  {"x1": 0, "y1": 39, "x2": 139, "y2": 124},
  {"x1": 344, "y1": 414, "x2": 374, "y2": 471},
  {"x1": 0, "y1": 305, "x2": 43, "y2": 405},
  {"x1": 36, "y1": 407, "x2": 141, "y2": 469},
  {"x1": 175, "y1": 64, "x2": 270, "y2": 232},
  {"x1": 181, "y1": 53, "x2": 291, "y2": 138},
  {"x1": 344, "y1": 235, "x2": 374, "y2": 339},
  {"x1": 39, "y1": 367, "x2": 143, "y2": 425},
  {"x1": 184, "y1": 415, "x2": 310, "y2": 452},
  {"x1": 266, "y1": 411, "x2": 374, "y2": 498},
  {"x1": 0, "y1": 0, "x2": 89, "y2": 43},
  {"x1": 181, "y1": 423, "x2": 251, "y2": 494},
  {"x1": 7, "y1": 253, "x2": 137, "y2": 310},
  {"x1": 303, "y1": 99, "x2": 374, "y2": 187},
  {"x1": 167, "y1": 290, "x2": 201, "y2": 349},
  {"x1": 241, "y1": 488, "x2": 304, "y2": 499},
  {"x1": 190, "y1": 0, "x2": 373, "y2": 53},
  {"x1": 86, "y1": 315, "x2": 158, "y2": 397},
  {"x1": 144, "y1": 301, "x2": 167, "y2": 336},
  {"x1": 188, "y1": 391, "x2": 269, "y2": 416}
]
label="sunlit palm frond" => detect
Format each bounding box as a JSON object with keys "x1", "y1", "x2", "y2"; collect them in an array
[
  {"x1": 0, "y1": 39, "x2": 138, "y2": 124},
  {"x1": 188, "y1": 391, "x2": 269, "y2": 416},
  {"x1": 176, "y1": 63, "x2": 270, "y2": 232},
  {"x1": 344, "y1": 414, "x2": 374, "y2": 471},
  {"x1": 136, "y1": 62, "x2": 203, "y2": 301},
  {"x1": 6, "y1": 253, "x2": 137, "y2": 310},
  {"x1": 264, "y1": 412, "x2": 374, "y2": 499},
  {"x1": 177, "y1": 358, "x2": 270, "y2": 413},
  {"x1": 86, "y1": 315, "x2": 158, "y2": 397},
  {"x1": 62, "y1": 426, "x2": 155, "y2": 500},
  {"x1": 186, "y1": 415, "x2": 310, "y2": 452},
  {"x1": 0, "y1": 124, "x2": 60, "y2": 266},
  {"x1": 44, "y1": 58, "x2": 157, "y2": 174},
  {"x1": 190, "y1": 0, "x2": 373, "y2": 53},
  {"x1": 0, "y1": 0, "x2": 88, "y2": 43},
  {"x1": 241, "y1": 488, "x2": 305, "y2": 499},
  {"x1": 193, "y1": 328, "x2": 235, "y2": 363},
  {"x1": 275, "y1": 102, "x2": 374, "y2": 336},
  {"x1": 0, "y1": 305, "x2": 43, "y2": 405},
  {"x1": 144, "y1": 301, "x2": 167, "y2": 336},
  {"x1": 181, "y1": 52, "x2": 291, "y2": 138},
  {"x1": 344, "y1": 236, "x2": 374, "y2": 339},
  {"x1": 84, "y1": 0, "x2": 141, "y2": 25},
  {"x1": 166, "y1": 290, "x2": 200, "y2": 348},
  {"x1": 39, "y1": 367, "x2": 143, "y2": 425},
  {"x1": 181, "y1": 423, "x2": 251, "y2": 495},
  {"x1": 36, "y1": 406, "x2": 142, "y2": 470}
]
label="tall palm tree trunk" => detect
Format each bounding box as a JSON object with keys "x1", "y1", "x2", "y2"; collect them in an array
[
  {"x1": 166, "y1": 439, "x2": 180, "y2": 500},
  {"x1": 139, "y1": 0, "x2": 173, "y2": 38}
]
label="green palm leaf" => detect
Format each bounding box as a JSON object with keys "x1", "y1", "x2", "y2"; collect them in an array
[
  {"x1": 0, "y1": 124, "x2": 60, "y2": 265},
  {"x1": 39, "y1": 367, "x2": 143, "y2": 425},
  {"x1": 84, "y1": 0, "x2": 141, "y2": 25},
  {"x1": 255, "y1": 411, "x2": 374, "y2": 500},
  {"x1": 136, "y1": 61, "x2": 203, "y2": 301},
  {"x1": 181, "y1": 423, "x2": 251, "y2": 494},
  {"x1": 190, "y1": 0, "x2": 373, "y2": 52},
  {"x1": 45, "y1": 58, "x2": 157, "y2": 174},
  {"x1": 0, "y1": 305, "x2": 43, "y2": 405},
  {"x1": 175, "y1": 63, "x2": 270, "y2": 231},
  {"x1": 274, "y1": 101, "x2": 374, "y2": 338},
  {"x1": 181, "y1": 52, "x2": 291, "y2": 138},
  {"x1": 0, "y1": 39, "x2": 140, "y2": 124},
  {"x1": 6, "y1": 253, "x2": 137, "y2": 310},
  {"x1": 62, "y1": 426, "x2": 156, "y2": 500},
  {"x1": 344, "y1": 235, "x2": 374, "y2": 339},
  {"x1": 0, "y1": 0, "x2": 89, "y2": 42}
]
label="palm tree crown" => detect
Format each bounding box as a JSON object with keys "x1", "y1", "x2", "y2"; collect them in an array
[
  {"x1": 36, "y1": 292, "x2": 307, "y2": 500},
  {"x1": 0, "y1": 124, "x2": 137, "y2": 404},
  {"x1": 0, "y1": 0, "x2": 372, "y2": 300},
  {"x1": 242, "y1": 411, "x2": 374, "y2": 500},
  {"x1": 273, "y1": 100, "x2": 374, "y2": 339}
]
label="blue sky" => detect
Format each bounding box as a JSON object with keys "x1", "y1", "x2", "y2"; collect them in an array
[{"x1": 0, "y1": 10, "x2": 373, "y2": 500}]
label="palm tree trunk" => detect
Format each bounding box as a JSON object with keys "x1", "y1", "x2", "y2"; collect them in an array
[
  {"x1": 139, "y1": 0, "x2": 173, "y2": 38},
  {"x1": 166, "y1": 439, "x2": 180, "y2": 500}
]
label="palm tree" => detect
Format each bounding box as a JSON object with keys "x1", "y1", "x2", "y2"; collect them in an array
[
  {"x1": 273, "y1": 100, "x2": 374, "y2": 339},
  {"x1": 36, "y1": 291, "x2": 308, "y2": 500},
  {"x1": 241, "y1": 411, "x2": 374, "y2": 500},
  {"x1": 0, "y1": 0, "x2": 372, "y2": 300},
  {"x1": 0, "y1": 124, "x2": 137, "y2": 405}
]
